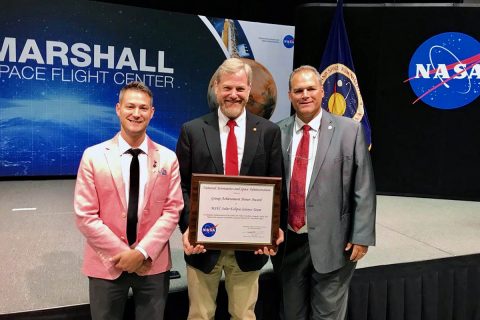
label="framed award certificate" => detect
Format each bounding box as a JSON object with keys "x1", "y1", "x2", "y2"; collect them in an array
[{"x1": 188, "y1": 173, "x2": 282, "y2": 251}]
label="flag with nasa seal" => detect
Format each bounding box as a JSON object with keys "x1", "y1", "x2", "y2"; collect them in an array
[{"x1": 319, "y1": 0, "x2": 372, "y2": 148}]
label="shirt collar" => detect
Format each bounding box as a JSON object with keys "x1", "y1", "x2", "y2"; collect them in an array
[
  {"x1": 118, "y1": 134, "x2": 148, "y2": 155},
  {"x1": 294, "y1": 109, "x2": 322, "y2": 134},
  {"x1": 218, "y1": 107, "x2": 246, "y2": 128}
]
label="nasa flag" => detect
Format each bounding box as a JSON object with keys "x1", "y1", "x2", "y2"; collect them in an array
[{"x1": 319, "y1": 0, "x2": 372, "y2": 148}]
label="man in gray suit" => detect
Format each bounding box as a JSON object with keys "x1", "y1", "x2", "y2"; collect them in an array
[{"x1": 273, "y1": 65, "x2": 376, "y2": 320}]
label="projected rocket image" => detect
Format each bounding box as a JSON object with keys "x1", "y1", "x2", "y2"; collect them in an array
[{"x1": 207, "y1": 19, "x2": 278, "y2": 120}]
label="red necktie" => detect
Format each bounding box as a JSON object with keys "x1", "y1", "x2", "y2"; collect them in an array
[
  {"x1": 289, "y1": 125, "x2": 310, "y2": 232},
  {"x1": 225, "y1": 119, "x2": 239, "y2": 176}
]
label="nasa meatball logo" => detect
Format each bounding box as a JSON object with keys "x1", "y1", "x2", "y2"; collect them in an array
[
  {"x1": 201, "y1": 223, "x2": 217, "y2": 237},
  {"x1": 320, "y1": 63, "x2": 365, "y2": 122},
  {"x1": 283, "y1": 35, "x2": 294, "y2": 49},
  {"x1": 406, "y1": 32, "x2": 480, "y2": 110}
]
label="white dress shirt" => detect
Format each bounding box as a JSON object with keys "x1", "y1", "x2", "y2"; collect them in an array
[
  {"x1": 118, "y1": 134, "x2": 148, "y2": 258},
  {"x1": 288, "y1": 110, "x2": 322, "y2": 233},
  {"x1": 218, "y1": 108, "x2": 246, "y2": 174}
]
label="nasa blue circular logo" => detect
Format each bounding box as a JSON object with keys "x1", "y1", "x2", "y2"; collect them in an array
[
  {"x1": 201, "y1": 223, "x2": 217, "y2": 237},
  {"x1": 283, "y1": 35, "x2": 294, "y2": 49},
  {"x1": 407, "y1": 32, "x2": 480, "y2": 109}
]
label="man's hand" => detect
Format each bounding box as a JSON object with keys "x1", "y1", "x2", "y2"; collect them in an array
[
  {"x1": 182, "y1": 227, "x2": 206, "y2": 255},
  {"x1": 110, "y1": 249, "x2": 145, "y2": 273},
  {"x1": 135, "y1": 258, "x2": 153, "y2": 276},
  {"x1": 254, "y1": 228, "x2": 284, "y2": 256},
  {"x1": 345, "y1": 243, "x2": 368, "y2": 262}
]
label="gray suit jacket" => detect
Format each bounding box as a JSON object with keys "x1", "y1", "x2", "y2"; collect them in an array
[{"x1": 276, "y1": 111, "x2": 376, "y2": 273}]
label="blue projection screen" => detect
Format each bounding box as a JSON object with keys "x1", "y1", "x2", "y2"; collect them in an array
[{"x1": 0, "y1": 0, "x2": 294, "y2": 177}]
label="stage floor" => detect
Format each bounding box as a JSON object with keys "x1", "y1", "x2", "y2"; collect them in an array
[{"x1": 0, "y1": 179, "x2": 479, "y2": 315}]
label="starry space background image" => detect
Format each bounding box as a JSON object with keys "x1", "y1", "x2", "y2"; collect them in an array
[{"x1": 0, "y1": 0, "x2": 226, "y2": 176}]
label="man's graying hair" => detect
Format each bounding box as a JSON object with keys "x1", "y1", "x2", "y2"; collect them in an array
[
  {"x1": 214, "y1": 58, "x2": 253, "y2": 85},
  {"x1": 288, "y1": 65, "x2": 322, "y2": 91}
]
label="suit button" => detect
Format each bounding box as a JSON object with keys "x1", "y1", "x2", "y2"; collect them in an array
[
  {"x1": 122, "y1": 213, "x2": 126, "y2": 218},
  {"x1": 120, "y1": 236, "x2": 125, "y2": 240}
]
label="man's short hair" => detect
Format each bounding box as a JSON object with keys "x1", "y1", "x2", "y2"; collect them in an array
[
  {"x1": 214, "y1": 58, "x2": 252, "y2": 85},
  {"x1": 288, "y1": 65, "x2": 322, "y2": 91},
  {"x1": 119, "y1": 81, "x2": 153, "y2": 104}
]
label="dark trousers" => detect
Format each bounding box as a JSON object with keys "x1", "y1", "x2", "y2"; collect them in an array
[
  {"x1": 279, "y1": 230, "x2": 356, "y2": 320},
  {"x1": 89, "y1": 272, "x2": 169, "y2": 320}
]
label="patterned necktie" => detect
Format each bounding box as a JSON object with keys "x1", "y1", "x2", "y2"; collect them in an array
[
  {"x1": 127, "y1": 148, "x2": 141, "y2": 245},
  {"x1": 289, "y1": 125, "x2": 310, "y2": 232},
  {"x1": 225, "y1": 119, "x2": 239, "y2": 176}
]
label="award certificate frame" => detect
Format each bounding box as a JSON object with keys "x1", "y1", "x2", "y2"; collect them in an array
[{"x1": 188, "y1": 173, "x2": 281, "y2": 251}]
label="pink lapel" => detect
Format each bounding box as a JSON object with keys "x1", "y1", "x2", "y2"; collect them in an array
[
  {"x1": 105, "y1": 135, "x2": 128, "y2": 212},
  {"x1": 141, "y1": 138, "x2": 160, "y2": 212}
]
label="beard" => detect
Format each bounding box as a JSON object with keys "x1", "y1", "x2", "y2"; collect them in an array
[{"x1": 219, "y1": 100, "x2": 247, "y2": 119}]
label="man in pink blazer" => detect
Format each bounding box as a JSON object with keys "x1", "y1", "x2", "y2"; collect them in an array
[{"x1": 74, "y1": 81, "x2": 183, "y2": 320}]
